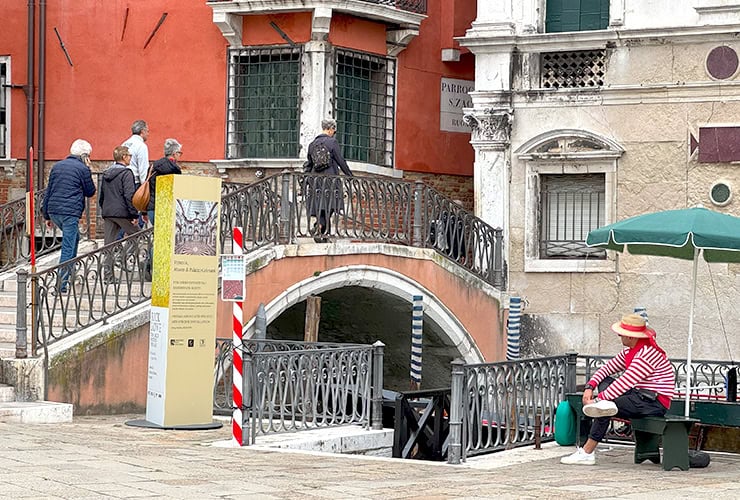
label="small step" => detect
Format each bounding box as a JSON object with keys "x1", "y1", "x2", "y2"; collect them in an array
[
  {"x1": 0, "y1": 384, "x2": 15, "y2": 402},
  {"x1": 0, "y1": 401, "x2": 73, "y2": 423}
]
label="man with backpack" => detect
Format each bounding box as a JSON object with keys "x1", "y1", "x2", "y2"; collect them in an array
[{"x1": 304, "y1": 119, "x2": 353, "y2": 242}]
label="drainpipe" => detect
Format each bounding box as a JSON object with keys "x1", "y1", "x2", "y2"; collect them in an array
[
  {"x1": 37, "y1": 0, "x2": 46, "y2": 188},
  {"x1": 26, "y1": 0, "x2": 35, "y2": 191}
]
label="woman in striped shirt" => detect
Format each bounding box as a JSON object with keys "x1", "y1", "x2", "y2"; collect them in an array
[{"x1": 561, "y1": 313, "x2": 675, "y2": 465}]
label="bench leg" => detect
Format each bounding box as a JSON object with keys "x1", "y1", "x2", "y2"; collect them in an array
[
  {"x1": 634, "y1": 431, "x2": 661, "y2": 465},
  {"x1": 660, "y1": 423, "x2": 691, "y2": 471}
]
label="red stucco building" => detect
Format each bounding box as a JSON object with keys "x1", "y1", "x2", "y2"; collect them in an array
[{"x1": 0, "y1": 1, "x2": 476, "y2": 204}]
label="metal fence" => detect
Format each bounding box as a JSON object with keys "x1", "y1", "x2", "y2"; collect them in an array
[
  {"x1": 581, "y1": 354, "x2": 737, "y2": 400},
  {"x1": 16, "y1": 172, "x2": 505, "y2": 356},
  {"x1": 447, "y1": 353, "x2": 738, "y2": 463},
  {"x1": 213, "y1": 339, "x2": 385, "y2": 445},
  {"x1": 0, "y1": 188, "x2": 94, "y2": 272},
  {"x1": 448, "y1": 355, "x2": 571, "y2": 463}
]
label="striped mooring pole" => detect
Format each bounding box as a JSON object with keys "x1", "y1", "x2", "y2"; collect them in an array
[
  {"x1": 231, "y1": 227, "x2": 244, "y2": 446},
  {"x1": 506, "y1": 297, "x2": 522, "y2": 361},
  {"x1": 410, "y1": 294, "x2": 423, "y2": 389}
]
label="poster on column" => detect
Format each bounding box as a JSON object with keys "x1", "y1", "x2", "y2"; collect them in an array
[{"x1": 145, "y1": 174, "x2": 222, "y2": 427}]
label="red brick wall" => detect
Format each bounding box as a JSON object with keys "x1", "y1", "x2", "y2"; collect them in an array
[{"x1": 403, "y1": 171, "x2": 474, "y2": 212}]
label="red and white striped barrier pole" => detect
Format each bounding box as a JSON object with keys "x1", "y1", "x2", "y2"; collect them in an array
[{"x1": 231, "y1": 227, "x2": 244, "y2": 446}]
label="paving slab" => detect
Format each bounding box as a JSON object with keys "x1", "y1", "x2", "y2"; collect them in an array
[{"x1": 0, "y1": 415, "x2": 739, "y2": 499}]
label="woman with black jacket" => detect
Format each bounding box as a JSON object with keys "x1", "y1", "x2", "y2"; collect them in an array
[{"x1": 146, "y1": 138, "x2": 183, "y2": 226}]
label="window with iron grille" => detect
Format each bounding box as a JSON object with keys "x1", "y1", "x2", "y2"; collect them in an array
[
  {"x1": 0, "y1": 61, "x2": 7, "y2": 158},
  {"x1": 541, "y1": 50, "x2": 606, "y2": 89},
  {"x1": 334, "y1": 49, "x2": 395, "y2": 167},
  {"x1": 226, "y1": 46, "x2": 301, "y2": 159},
  {"x1": 540, "y1": 173, "x2": 606, "y2": 259}
]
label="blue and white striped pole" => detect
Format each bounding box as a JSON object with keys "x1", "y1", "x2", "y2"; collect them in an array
[
  {"x1": 634, "y1": 306, "x2": 648, "y2": 325},
  {"x1": 410, "y1": 294, "x2": 423, "y2": 389},
  {"x1": 506, "y1": 297, "x2": 522, "y2": 360}
]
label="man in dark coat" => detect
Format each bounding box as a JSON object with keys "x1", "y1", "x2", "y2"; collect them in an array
[
  {"x1": 98, "y1": 146, "x2": 140, "y2": 283},
  {"x1": 304, "y1": 119, "x2": 353, "y2": 242},
  {"x1": 146, "y1": 138, "x2": 183, "y2": 226},
  {"x1": 42, "y1": 139, "x2": 97, "y2": 293}
]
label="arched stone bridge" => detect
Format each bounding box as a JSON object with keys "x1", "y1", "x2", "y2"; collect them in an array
[{"x1": 216, "y1": 241, "x2": 507, "y2": 364}]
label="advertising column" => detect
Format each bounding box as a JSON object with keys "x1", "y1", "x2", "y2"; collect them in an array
[{"x1": 145, "y1": 175, "x2": 222, "y2": 427}]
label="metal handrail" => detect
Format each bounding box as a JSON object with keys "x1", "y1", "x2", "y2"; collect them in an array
[
  {"x1": 214, "y1": 338, "x2": 384, "y2": 444},
  {"x1": 447, "y1": 354, "x2": 738, "y2": 463},
  {"x1": 0, "y1": 188, "x2": 95, "y2": 272},
  {"x1": 16, "y1": 172, "x2": 505, "y2": 356}
]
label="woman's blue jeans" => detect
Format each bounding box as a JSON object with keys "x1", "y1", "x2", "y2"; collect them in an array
[{"x1": 49, "y1": 213, "x2": 80, "y2": 291}]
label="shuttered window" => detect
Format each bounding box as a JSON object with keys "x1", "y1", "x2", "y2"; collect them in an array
[
  {"x1": 540, "y1": 174, "x2": 606, "y2": 259},
  {"x1": 545, "y1": 0, "x2": 610, "y2": 33}
]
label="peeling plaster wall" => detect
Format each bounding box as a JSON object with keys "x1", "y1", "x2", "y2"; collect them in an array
[{"x1": 506, "y1": 39, "x2": 740, "y2": 360}]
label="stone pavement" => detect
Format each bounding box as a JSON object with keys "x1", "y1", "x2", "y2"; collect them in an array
[{"x1": 1, "y1": 415, "x2": 739, "y2": 499}]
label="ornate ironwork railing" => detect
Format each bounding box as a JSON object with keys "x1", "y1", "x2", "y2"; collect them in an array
[
  {"x1": 291, "y1": 173, "x2": 413, "y2": 245},
  {"x1": 213, "y1": 339, "x2": 385, "y2": 444},
  {"x1": 0, "y1": 188, "x2": 95, "y2": 272},
  {"x1": 17, "y1": 171, "x2": 504, "y2": 356},
  {"x1": 219, "y1": 176, "x2": 281, "y2": 254},
  {"x1": 581, "y1": 355, "x2": 737, "y2": 400},
  {"x1": 449, "y1": 355, "x2": 568, "y2": 462}
]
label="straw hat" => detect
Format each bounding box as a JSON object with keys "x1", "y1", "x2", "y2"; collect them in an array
[{"x1": 611, "y1": 313, "x2": 655, "y2": 338}]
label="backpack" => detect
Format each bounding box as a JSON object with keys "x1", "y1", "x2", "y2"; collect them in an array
[{"x1": 310, "y1": 142, "x2": 331, "y2": 172}]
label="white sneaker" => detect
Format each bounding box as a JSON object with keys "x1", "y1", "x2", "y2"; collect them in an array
[
  {"x1": 583, "y1": 399, "x2": 618, "y2": 418},
  {"x1": 560, "y1": 448, "x2": 596, "y2": 465}
]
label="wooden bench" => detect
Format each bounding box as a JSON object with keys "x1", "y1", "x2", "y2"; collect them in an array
[{"x1": 565, "y1": 393, "x2": 699, "y2": 471}]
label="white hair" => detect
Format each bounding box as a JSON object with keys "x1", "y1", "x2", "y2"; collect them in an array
[
  {"x1": 69, "y1": 139, "x2": 92, "y2": 156},
  {"x1": 164, "y1": 138, "x2": 182, "y2": 156}
]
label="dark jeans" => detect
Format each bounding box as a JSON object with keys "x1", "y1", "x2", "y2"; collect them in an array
[
  {"x1": 49, "y1": 213, "x2": 80, "y2": 291},
  {"x1": 589, "y1": 377, "x2": 667, "y2": 442}
]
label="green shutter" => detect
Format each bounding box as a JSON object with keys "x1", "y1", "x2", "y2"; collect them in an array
[
  {"x1": 580, "y1": 0, "x2": 609, "y2": 30},
  {"x1": 546, "y1": 0, "x2": 610, "y2": 33},
  {"x1": 545, "y1": 0, "x2": 563, "y2": 33}
]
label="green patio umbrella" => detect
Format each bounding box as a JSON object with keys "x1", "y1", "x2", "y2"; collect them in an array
[{"x1": 586, "y1": 206, "x2": 740, "y2": 416}]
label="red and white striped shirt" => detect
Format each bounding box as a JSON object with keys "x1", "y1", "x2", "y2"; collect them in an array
[{"x1": 588, "y1": 345, "x2": 675, "y2": 408}]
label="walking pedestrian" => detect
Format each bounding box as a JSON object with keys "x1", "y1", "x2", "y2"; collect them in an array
[
  {"x1": 98, "y1": 146, "x2": 141, "y2": 283},
  {"x1": 146, "y1": 138, "x2": 183, "y2": 226},
  {"x1": 121, "y1": 119, "x2": 150, "y2": 186},
  {"x1": 304, "y1": 118, "x2": 353, "y2": 242},
  {"x1": 42, "y1": 139, "x2": 97, "y2": 293}
]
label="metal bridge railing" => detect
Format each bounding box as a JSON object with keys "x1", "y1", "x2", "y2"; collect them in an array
[
  {"x1": 447, "y1": 353, "x2": 738, "y2": 463},
  {"x1": 0, "y1": 188, "x2": 95, "y2": 272},
  {"x1": 448, "y1": 355, "x2": 570, "y2": 463},
  {"x1": 16, "y1": 171, "x2": 504, "y2": 357},
  {"x1": 581, "y1": 355, "x2": 737, "y2": 401},
  {"x1": 214, "y1": 339, "x2": 385, "y2": 444}
]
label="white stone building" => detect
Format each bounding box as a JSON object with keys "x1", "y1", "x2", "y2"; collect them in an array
[{"x1": 461, "y1": 1, "x2": 740, "y2": 363}]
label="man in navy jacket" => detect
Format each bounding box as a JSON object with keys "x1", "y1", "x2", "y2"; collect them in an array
[{"x1": 42, "y1": 139, "x2": 97, "y2": 293}]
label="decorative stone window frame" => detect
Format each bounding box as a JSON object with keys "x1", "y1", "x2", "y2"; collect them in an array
[
  {"x1": 517, "y1": 129, "x2": 623, "y2": 273},
  {"x1": 208, "y1": 4, "x2": 421, "y2": 178}
]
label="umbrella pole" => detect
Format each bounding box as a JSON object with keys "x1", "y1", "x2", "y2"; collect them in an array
[{"x1": 684, "y1": 248, "x2": 700, "y2": 418}]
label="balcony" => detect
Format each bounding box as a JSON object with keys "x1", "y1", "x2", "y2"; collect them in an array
[
  {"x1": 208, "y1": 0, "x2": 426, "y2": 52},
  {"x1": 208, "y1": 0, "x2": 426, "y2": 15}
]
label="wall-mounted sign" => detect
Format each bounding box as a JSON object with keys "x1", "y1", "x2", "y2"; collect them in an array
[{"x1": 440, "y1": 77, "x2": 474, "y2": 133}]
